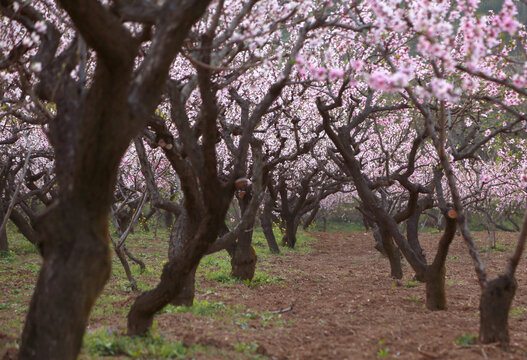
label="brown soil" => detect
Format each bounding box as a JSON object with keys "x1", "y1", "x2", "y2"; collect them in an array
[
  {"x1": 3, "y1": 231, "x2": 527, "y2": 359},
  {"x1": 155, "y1": 231, "x2": 527, "y2": 359}
]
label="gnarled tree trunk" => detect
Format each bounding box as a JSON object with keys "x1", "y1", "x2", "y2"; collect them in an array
[
  {"x1": 424, "y1": 265, "x2": 446, "y2": 310},
  {"x1": 19, "y1": 203, "x2": 112, "y2": 359},
  {"x1": 479, "y1": 275, "x2": 517, "y2": 347},
  {"x1": 128, "y1": 183, "x2": 230, "y2": 336},
  {"x1": 0, "y1": 199, "x2": 7, "y2": 252},
  {"x1": 259, "y1": 194, "x2": 280, "y2": 254},
  {"x1": 423, "y1": 212, "x2": 457, "y2": 311},
  {"x1": 230, "y1": 192, "x2": 257, "y2": 280},
  {"x1": 231, "y1": 229, "x2": 257, "y2": 280},
  {"x1": 282, "y1": 216, "x2": 299, "y2": 248},
  {"x1": 373, "y1": 226, "x2": 402, "y2": 279},
  {"x1": 303, "y1": 203, "x2": 319, "y2": 230},
  {"x1": 168, "y1": 210, "x2": 198, "y2": 307}
]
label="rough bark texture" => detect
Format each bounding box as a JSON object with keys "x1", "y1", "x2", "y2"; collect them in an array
[
  {"x1": 374, "y1": 227, "x2": 403, "y2": 279},
  {"x1": 114, "y1": 244, "x2": 138, "y2": 292},
  {"x1": 303, "y1": 204, "x2": 319, "y2": 230},
  {"x1": 0, "y1": 198, "x2": 7, "y2": 251},
  {"x1": 424, "y1": 266, "x2": 446, "y2": 310},
  {"x1": 259, "y1": 195, "x2": 280, "y2": 254},
  {"x1": 170, "y1": 266, "x2": 197, "y2": 307},
  {"x1": 423, "y1": 214, "x2": 457, "y2": 310},
  {"x1": 230, "y1": 192, "x2": 257, "y2": 280},
  {"x1": 282, "y1": 217, "x2": 299, "y2": 248},
  {"x1": 167, "y1": 210, "x2": 197, "y2": 306},
  {"x1": 373, "y1": 227, "x2": 386, "y2": 255},
  {"x1": 479, "y1": 275, "x2": 517, "y2": 347},
  {"x1": 0, "y1": 215, "x2": 7, "y2": 252},
  {"x1": 231, "y1": 238, "x2": 257, "y2": 280},
  {"x1": 8, "y1": 208, "x2": 40, "y2": 248},
  {"x1": 19, "y1": 204, "x2": 112, "y2": 359},
  {"x1": 407, "y1": 210, "x2": 426, "y2": 263},
  {"x1": 127, "y1": 212, "x2": 226, "y2": 335}
]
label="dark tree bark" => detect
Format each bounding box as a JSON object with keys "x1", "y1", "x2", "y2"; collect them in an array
[
  {"x1": 230, "y1": 190, "x2": 257, "y2": 280},
  {"x1": 0, "y1": 224, "x2": 7, "y2": 252},
  {"x1": 9, "y1": 208, "x2": 40, "y2": 248},
  {"x1": 164, "y1": 210, "x2": 174, "y2": 228},
  {"x1": 231, "y1": 232, "x2": 257, "y2": 280},
  {"x1": 372, "y1": 226, "x2": 386, "y2": 255},
  {"x1": 423, "y1": 213, "x2": 456, "y2": 310},
  {"x1": 479, "y1": 275, "x2": 517, "y2": 347},
  {"x1": 0, "y1": 201, "x2": 7, "y2": 252},
  {"x1": 303, "y1": 203, "x2": 319, "y2": 230},
  {"x1": 168, "y1": 210, "x2": 197, "y2": 306},
  {"x1": 407, "y1": 210, "x2": 426, "y2": 263},
  {"x1": 477, "y1": 210, "x2": 527, "y2": 347},
  {"x1": 282, "y1": 216, "x2": 299, "y2": 248},
  {"x1": 127, "y1": 204, "x2": 230, "y2": 335},
  {"x1": 259, "y1": 193, "x2": 280, "y2": 254},
  {"x1": 374, "y1": 227, "x2": 402, "y2": 279},
  {"x1": 424, "y1": 265, "x2": 446, "y2": 310},
  {"x1": 20, "y1": 203, "x2": 113, "y2": 360}
]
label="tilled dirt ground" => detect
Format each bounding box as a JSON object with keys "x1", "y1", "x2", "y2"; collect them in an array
[
  {"x1": 155, "y1": 231, "x2": 527, "y2": 359},
  {"x1": 2, "y1": 230, "x2": 527, "y2": 359}
]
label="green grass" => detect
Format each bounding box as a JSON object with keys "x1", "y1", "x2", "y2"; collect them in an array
[
  {"x1": 403, "y1": 280, "x2": 421, "y2": 288},
  {"x1": 510, "y1": 307, "x2": 526, "y2": 319},
  {"x1": 478, "y1": 243, "x2": 509, "y2": 253},
  {"x1": 160, "y1": 299, "x2": 289, "y2": 332},
  {"x1": 454, "y1": 333, "x2": 477, "y2": 346},
  {"x1": 161, "y1": 300, "x2": 230, "y2": 317},
  {"x1": 1, "y1": 220, "x2": 310, "y2": 358},
  {"x1": 407, "y1": 295, "x2": 421, "y2": 303},
  {"x1": 376, "y1": 338, "x2": 390, "y2": 358},
  {"x1": 307, "y1": 220, "x2": 365, "y2": 233},
  {"x1": 83, "y1": 327, "x2": 190, "y2": 358}
]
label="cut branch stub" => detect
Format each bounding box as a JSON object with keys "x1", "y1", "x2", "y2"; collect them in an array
[{"x1": 235, "y1": 177, "x2": 251, "y2": 190}]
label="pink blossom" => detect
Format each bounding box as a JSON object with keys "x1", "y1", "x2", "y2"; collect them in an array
[
  {"x1": 310, "y1": 66, "x2": 327, "y2": 81},
  {"x1": 328, "y1": 68, "x2": 344, "y2": 81},
  {"x1": 520, "y1": 166, "x2": 527, "y2": 186},
  {"x1": 350, "y1": 59, "x2": 364, "y2": 72},
  {"x1": 430, "y1": 78, "x2": 458, "y2": 102},
  {"x1": 367, "y1": 70, "x2": 390, "y2": 91},
  {"x1": 35, "y1": 21, "x2": 47, "y2": 33},
  {"x1": 295, "y1": 55, "x2": 305, "y2": 66}
]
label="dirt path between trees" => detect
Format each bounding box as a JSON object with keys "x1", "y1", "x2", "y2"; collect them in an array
[
  {"x1": 159, "y1": 231, "x2": 527, "y2": 359},
  {"x1": 2, "y1": 230, "x2": 527, "y2": 359}
]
